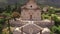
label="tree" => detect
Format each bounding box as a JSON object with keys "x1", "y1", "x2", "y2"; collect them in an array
[
  {"x1": 50, "y1": 25, "x2": 60, "y2": 34},
  {"x1": 2, "y1": 12, "x2": 12, "y2": 34},
  {"x1": 48, "y1": 8, "x2": 55, "y2": 16},
  {"x1": 0, "y1": 8, "x2": 4, "y2": 13},
  {"x1": 0, "y1": 16, "x2": 6, "y2": 34},
  {"x1": 11, "y1": 12, "x2": 20, "y2": 21},
  {"x1": 5, "y1": 5, "x2": 12, "y2": 13}
]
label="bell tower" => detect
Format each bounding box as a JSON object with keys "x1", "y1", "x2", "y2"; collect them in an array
[{"x1": 21, "y1": 0, "x2": 42, "y2": 21}]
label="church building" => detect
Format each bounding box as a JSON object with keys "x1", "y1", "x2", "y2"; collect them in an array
[{"x1": 10, "y1": 0, "x2": 54, "y2": 34}]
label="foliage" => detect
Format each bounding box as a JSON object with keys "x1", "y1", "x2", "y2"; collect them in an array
[
  {"x1": 5, "y1": 5, "x2": 12, "y2": 13},
  {"x1": 0, "y1": 18, "x2": 6, "y2": 24},
  {"x1": 1, "y1": 11, "x2": 12, "y2": 34},
  {"x1": 42, "y1": 13, "x2": 51, "y2": 20},
  {"x1": 42, "y1": 8, "x2": 60, "y2": 34},
  {"x1": 47, "y1": 8, "x2": 60, "y2": 34},
  {"x1": 0, "y1": 18, "x2": 6, "y2": 34},
  {"x1": 0, "y1": 8, "x2": 4, "y2": 13},
  {"x1": 50, "y1": 25, "x2": 60, "y2": 34},
  {"x1": 0, "y1": 3, "x2": 21, "y2": 34},
  {"x1": 51, "y1": 14, "x2": 60, "y2": 25},
  {"x1": 11, "y1": 12, "x2": 20, "y2": 18},
  {"x1": 48, "y1": 8, "x2": 55, "y2": 16}
]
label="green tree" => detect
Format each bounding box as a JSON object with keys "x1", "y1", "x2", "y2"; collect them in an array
[
  {"x1": 48, "y1": 8, "x2": 55, "y2": 16},
  {"x1": 0, "y1": 17, "x2": 6, "y2": 34},
  {"x1": 50, "y1": 25, "x2": 60, "y2": 34},
  {"x1": 5, "y1": 5, "x2": 12, "y2": 13},
  {"x1": 2, "y1": 12, "x2": 12, "y2": 34}
]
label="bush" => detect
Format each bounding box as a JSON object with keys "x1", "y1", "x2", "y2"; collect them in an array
[
  {"x1": 11, "y1": 12, "x2": 20, "y2": 18},
  {"x1": 42, "y1": 13, "x2": 51, "y2": 20},
  {"x1": 50, "y1": 25, "x2": 60, "y2": 34}
]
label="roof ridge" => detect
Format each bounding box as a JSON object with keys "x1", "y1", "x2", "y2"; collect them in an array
[{"x1": 33, "y1": 24, "x2": 43, "y2": 30}]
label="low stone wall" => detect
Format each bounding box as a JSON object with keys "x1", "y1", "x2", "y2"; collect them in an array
[{"x1": 34, "y1": 20, "x2": 54, "y2": 28}]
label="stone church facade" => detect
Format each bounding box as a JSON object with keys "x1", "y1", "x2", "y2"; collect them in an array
[
  {"x1": 10, "y1": 0, "x2": 54, "y2": 34},
  {"x1": 21, "y1": 0, "x2": 41, "y2": 20}
]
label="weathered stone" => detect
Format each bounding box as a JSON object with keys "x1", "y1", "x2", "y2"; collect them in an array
[
  {"x1": 42, "y1": 28, "x2": 50, "y2": 34},
  {"x1": 21, "y1": 0, "x2": 41, "y2": 21},
  {"x1": 22, "y1": 24, "x2": 42, "y2": 34}
]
